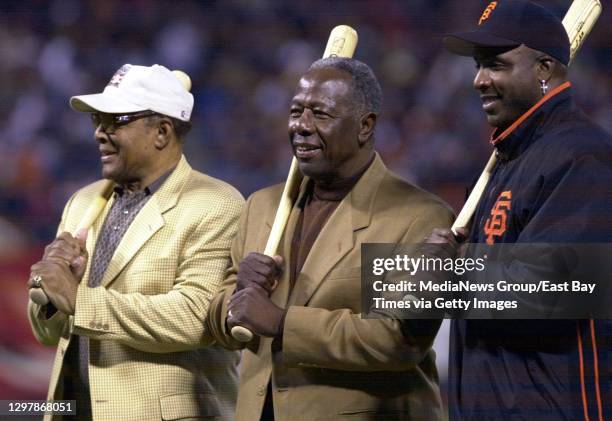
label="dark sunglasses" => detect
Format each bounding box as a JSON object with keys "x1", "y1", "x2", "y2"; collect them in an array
[{"x1": 91, "y1": 110, "x2": 158, "y2": 132}]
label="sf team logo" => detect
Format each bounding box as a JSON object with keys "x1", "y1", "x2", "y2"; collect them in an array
[
  {"x1": 107, "y1": 64, "x2": 131, "y2": 87},
  {"x1": 484, "y1": 190, "x2": 511, "y2": 245},
  {"x1": 479, "y1": 1, "x2": 498, "y2": 25}
]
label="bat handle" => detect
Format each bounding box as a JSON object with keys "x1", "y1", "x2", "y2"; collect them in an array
[
  {"x1": 451, "y1": 151, "x2": 497, "y2": 235},
  {"x1": 29, "y1": 287, "x2": 50, "y2": 306},
  {"x1": 229, "y1": 159, "x2": 301, "y2": 343},
  {"x1": 230, "y1": 325, "x2": 254, "y2": 343},
  {"x1": 29, "y1": 180, "x2": 114, "y2": 308}
]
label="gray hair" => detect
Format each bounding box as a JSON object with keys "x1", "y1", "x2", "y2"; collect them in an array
[
  {"x1": 146, "y1": 114, "x2": 192, "y2": 143},
  {"x1": 308, "y1": 57, "x2": 382, "y2": 115}
]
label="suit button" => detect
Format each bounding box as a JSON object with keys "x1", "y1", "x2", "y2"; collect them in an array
[
  {"x1": 257, "y1": 386, "x2": 266, "y2": 396},
  {"x1": 103, "y1": 324, "x2": 109, "y2": 330},
  {"x1": 89, "y1": 322, "x2": 96, "y2": 328}
]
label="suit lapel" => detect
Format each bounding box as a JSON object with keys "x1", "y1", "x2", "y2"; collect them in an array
[
  {"x1": 100, "y1": 202, "x2": 165, "y2": 287},
  {"x1": 99, "y1": 155, "x2": 191, "y2": 287},
  {"x1": 288, "y1": 154, "x2": 387, "y2": 307},
  {"x1": 82, "y1": 192, "x2": 115, "y2": 284},
  {"x1": 288, "y1": 198, "x2": 354, "y2": 307}
]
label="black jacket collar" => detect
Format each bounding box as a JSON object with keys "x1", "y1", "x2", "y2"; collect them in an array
[{"x1": 491, "y1": 82, "x2": 572, "y2": 162}]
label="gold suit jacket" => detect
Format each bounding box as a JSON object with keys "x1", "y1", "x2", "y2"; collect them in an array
[
  {"x1": 28, "y1": 156, "x2": 244, "y2": 420},
  {"x1": 207, "y1": 154, "x2": 454, "y2": 420}
]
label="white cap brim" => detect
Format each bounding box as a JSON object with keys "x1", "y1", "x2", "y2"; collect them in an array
[{"x1": 70, "y1": 92, "x2": 147, "y2": 114}]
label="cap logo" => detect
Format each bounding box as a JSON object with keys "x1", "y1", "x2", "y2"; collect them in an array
[
  {"x1": 478, "y1": 1, "x2": 497, "y2": 25},
  {"x1": 107, "y1": 64, "x2": 132, "y2": 88}
]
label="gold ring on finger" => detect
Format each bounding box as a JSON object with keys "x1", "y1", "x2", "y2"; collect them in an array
[{"x1": 31, "y1": 275, "x2": 43, "y2": 288}]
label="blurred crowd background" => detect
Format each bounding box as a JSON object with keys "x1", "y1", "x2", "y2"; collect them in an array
[{"x1": 1, "y1": 0, "x2": 611, "y2": 402}]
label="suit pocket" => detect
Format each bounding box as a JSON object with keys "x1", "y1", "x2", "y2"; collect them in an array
[
  {"x1": 326, "y1": 267, "x2": 361, "y2": 280},
  {"x1": 119, "y1": 257, "x2": 177, "y2": 294},
  {"x1": 128, "y1": 256, "x2": 177, "y2": 278},
  {"x1": 312, "y1": 267, "x2": 362, "y2": 311},
  {"x1": 159, "y1": 392, "x2": 221, "y2": 420},
  {"x1": 337, "y1": 409, "x2": 413, "y2": 419}
]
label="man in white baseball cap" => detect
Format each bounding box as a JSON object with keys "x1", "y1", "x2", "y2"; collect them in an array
[{"x1": 27, "y1": 63, "x2": 244, "y2": 420}]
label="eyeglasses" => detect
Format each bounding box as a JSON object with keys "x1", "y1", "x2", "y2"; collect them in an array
[{"x1": 91, "y1": 110, "x2": 158, "y2": 133}]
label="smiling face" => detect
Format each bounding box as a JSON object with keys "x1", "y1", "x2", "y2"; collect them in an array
[
  {"x1": 473, "y1": 45, "x2": 543, "y2": 131},
  {"x1": 94, "y1": 114, "x2": 159, "y2": 187},
  {"x1": 288, "y1": 67, "x2": 372, "y2": 184}
]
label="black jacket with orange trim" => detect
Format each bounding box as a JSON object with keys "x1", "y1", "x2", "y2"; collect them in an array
[{"x1": 450, "y1": 84, "x2": 612, "y2": 420}]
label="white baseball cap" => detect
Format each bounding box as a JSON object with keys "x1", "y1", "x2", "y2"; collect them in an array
[{"x1": 70, "y1": 64, "x2": 193, "y2": 121}]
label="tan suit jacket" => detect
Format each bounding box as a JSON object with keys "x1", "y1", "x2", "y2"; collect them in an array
[
  {"x1": 28, "y1": 156, "x2": 244, "y2": 420},
  {"x1": 207, "y1": 154, "x2": 454, "y2": 420}
]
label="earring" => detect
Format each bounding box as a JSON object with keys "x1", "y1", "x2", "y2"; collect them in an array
[{"x1": 540, "y1": 79, "x2": 549, "y2": 96}]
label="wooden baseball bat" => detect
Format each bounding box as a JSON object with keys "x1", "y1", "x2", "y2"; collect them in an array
[
  {"x1": 29, "y1": 70, "x2": 192, "y2": 306},
  {"x1": 451, "y1": 0, "x2": 602, "y2": 234},
  {"x1": 563, "y1": 0, "x2": 602, "y2": 65},
  {"x1": 230, "y1": 25, "x2": 358, "y2": 342},
  {"x1": 28, "y1": 180, "x2": 115, "y2": 306},
  {"x1": 74, "y1": 182, "x2": 117, "y2": 234}
]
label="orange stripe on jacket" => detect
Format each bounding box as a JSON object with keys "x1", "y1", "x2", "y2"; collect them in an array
[
  {"x1": 578, "y1": 323, "x2": 590, "y2": 421},
  {"x1": 589, "y1": 319, "x2": 603, "y2": 421},
  {"x1": 490, "y1": 81, "x2": 572, "y2": 145}
]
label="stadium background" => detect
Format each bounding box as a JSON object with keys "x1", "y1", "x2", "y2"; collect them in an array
[{"x1": 1, "y1": 0, "x2": 610, "y2": 403}]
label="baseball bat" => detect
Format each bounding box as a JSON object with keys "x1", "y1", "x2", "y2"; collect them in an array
[
  {"x1": 230, "y1": 25, "x2": 358, "y2": 343},
  {"x1": 28, "y1": 180, "x2": 115, "y2": 306},
  {"x1": 29, "y1": 70, "x2": 193, "y2": 306},
  {"x1": 563, "y1": 0, "x2": 602, "y2": 64},
  {"x1": 451, "y1": 0, "x2": 602, "y2": 234}
]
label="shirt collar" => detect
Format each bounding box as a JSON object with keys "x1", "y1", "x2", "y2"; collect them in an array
[
  {"x1": 113, "y1": 166, "x2": 175, "y2": 198},
  {"x1": 490, "y1": 82, "x2": 572, "y2": 161}
]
